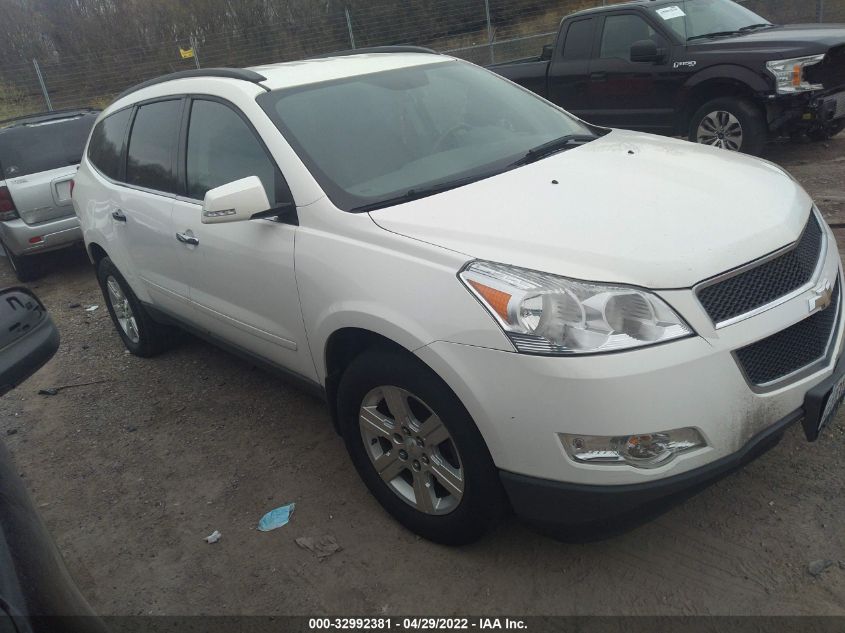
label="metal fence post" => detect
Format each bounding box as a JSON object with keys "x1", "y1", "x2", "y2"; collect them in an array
[
  {"x1": 345, "y1": 7, "x2": 356, "y2": 49},
  {"x1": 483, "y1": 0, "x2": 494, "y2": 64},
  {"x1": 32, "y1": 59, "x2": 52, "y2": 111},
  {"x1": 818, "y1": 0, "x2": 825, "y2": 22},
  {"x1": 190, "y1": 35, "x2": 201, "y2": 69}
]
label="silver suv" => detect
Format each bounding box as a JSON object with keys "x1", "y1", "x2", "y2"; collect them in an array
[{"x1": 0, "y1": 108, "x2": 99, "y2": 281}]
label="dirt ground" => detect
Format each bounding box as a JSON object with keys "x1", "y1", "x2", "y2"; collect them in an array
[{"x1": 2, "y1": 136, "x2": 845, "y2": 617}]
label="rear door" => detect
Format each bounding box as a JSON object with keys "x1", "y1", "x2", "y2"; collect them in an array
[
  {"x1": 113, "y1": 98, "x2": 191, "y2": 318},
  {"x1": 0, "y1": 113, "x2": 97, "y2": 225},
  {"x1": 547, "y1": 16, "x2": 598, "y2": 118},
  {"x1": 584, "y1": 11, "x2": 676, "y2": 133}
]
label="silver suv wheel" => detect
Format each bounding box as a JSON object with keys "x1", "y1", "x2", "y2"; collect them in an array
[
  {"x1": 358, "y1": 385, "x2": 464, "y2": 515},
  {"x1": 105, "y1": 275, "x2": 140, "y2": 344}
]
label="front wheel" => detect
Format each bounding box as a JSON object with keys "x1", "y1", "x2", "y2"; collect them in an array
[
  {"x1": 689, "y1": 97, "x2": 767, "y2": 155},
  {"x1": 337, "y1": 348, "x2": 506, "y2": 545}
]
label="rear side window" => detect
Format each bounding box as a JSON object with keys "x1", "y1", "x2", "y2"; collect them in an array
[
  {"x1": 88, "y1": 109, "x2": 131, "y2": 181},
  {"x1": 562, "y1": 18, "x2": 594, "y2": 60},
  {"x1": 186, "y1": 99, "x2": 283, "y2": 203},
  {"x1": 600, "y1": 14, "x2": 656, "y2": 60},
  {"x1": 0, "y1": 113, "x2": 97, "y2": 179},
  {"x1": 126, "y1": 100, "x2": 182, "y2": 193}
]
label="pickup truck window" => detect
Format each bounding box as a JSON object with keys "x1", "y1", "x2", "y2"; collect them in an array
[
  {"x1": 600, "y1": 15, "x2": 656, "y2": 61},
  {"x1": 260, "y1": 61, "x2": 595, "y2": 212},
  {"x1": 650, "y1": 0, "x2": 769, "y2": 41},
  {"x1": 562, "y1": 18, "x2": 594, "y2": 60}
]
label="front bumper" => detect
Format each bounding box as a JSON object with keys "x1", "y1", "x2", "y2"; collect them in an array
[
  {"x1": 0, "y1": 216, "x2": 82, "y2": 257},
  {"x1": 768, "y1": 88, "x2": 845, "y2": 131},
  {"x1": 499, "y1": 407, "x2": 800, "y2": 535},
  {"x1": 414, "y1": 217, "x2": 843, "y2": 529}
]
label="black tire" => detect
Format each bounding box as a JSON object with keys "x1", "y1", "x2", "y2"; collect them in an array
[
  {"x1": 337, "y1": 347, "x2": 506, "y2": 545},
  {"x1": 0, "y1": 237, "x2": 41, "y2": 282},
  {"x1": 688, "y1": 97, "x2": 767, "y2": 155},
  {"x1": 96, "y1": 256, "x2": 177, "y2": 357},
  {"x1": 808, "y1": 120, "x2": 845, "y2": 142}
]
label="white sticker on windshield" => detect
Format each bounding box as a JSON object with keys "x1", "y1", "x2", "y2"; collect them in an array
[{"x1": 656, "y1": 6, "x2": 686, "y2": 20}]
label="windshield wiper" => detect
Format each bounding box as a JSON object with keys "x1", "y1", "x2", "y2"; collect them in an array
[
  {"x1": 687, "y1": 30, "x2": 742, "y2": 42},
  {"x1": 738, "y1": 23, "x2": 774, "y2": 32},
  {"x1": 349, "y1": 174, "x2": 489, "y2": 213},
  {"x1": 509, "y1": 134, "x2": 596, "y2": 167}
]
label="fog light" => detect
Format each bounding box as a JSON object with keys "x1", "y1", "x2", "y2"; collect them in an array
[{"x1": 560, "y1": 427, "x2": 706, "y2": 469}]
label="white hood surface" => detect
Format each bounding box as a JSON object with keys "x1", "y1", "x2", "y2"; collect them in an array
[{"x1": 370, "y1": 130, "x2": 812, "y2": 289}]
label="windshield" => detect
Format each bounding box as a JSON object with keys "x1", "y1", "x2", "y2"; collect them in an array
[
  {"x1": 651, "y1": 0, "x2": 770, "y2": 41},
  {"x1": 0, "y1": 113, "x2": 97, "y2": 179},
  {"x1": 258, "y1": 60, "x2": 596, "y2": 212}
]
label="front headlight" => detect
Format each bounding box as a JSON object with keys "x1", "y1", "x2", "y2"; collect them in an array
[
  {"x1": 459, "y1": 260, "x2": 693, "y2": 355},
  {"x1": 560, "y1": 428, "x2": 707, "y2": 469},
  {"x1": 766, "y1": 55, "x2": 825, "y2": 94}
]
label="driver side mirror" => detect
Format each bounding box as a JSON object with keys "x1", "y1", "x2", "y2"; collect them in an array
[
  {"x1": 630, "y1": 39, "x2": 659, "y2": 63},
  {"x1": 0, "y1": 287, "x2": 59, "y2": 398},
  {"x1": 540, "y1": 44, "x2": 554, "y2": 61},
  {"x1": 202, "y1": 176, "x2": 271, "y2": 224}
]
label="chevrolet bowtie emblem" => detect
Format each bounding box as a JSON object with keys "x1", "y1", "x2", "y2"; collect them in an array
[{"x1": 809, "y1": 279, "x2": 834, "y2": 315}]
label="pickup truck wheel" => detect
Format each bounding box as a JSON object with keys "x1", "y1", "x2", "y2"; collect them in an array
[
  {"x1": 0, "y1": 238, "x2": 40, "y2": 282},
  {"x1": 689, "y1": 97, "x2": 766, "y2": 155},
  {"x1": 96, "y1": 256, "x2": 177, "y2": 357},
  {"x1": 337, "y1": 348, "x2": 506, "y2": 545}
]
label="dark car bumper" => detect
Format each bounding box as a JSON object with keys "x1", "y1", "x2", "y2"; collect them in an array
[
  {"x1": 500, "y1": 408, "x2": 803, "y2": 540},
  {"x1": 769, "y1": 88, "x2": 845, "y2": 131}
]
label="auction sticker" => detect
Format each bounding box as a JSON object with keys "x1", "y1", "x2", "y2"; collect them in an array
[{"x1": 656, "y1": 6, "x2": 686, "y2": 20}]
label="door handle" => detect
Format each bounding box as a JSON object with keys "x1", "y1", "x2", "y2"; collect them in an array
[
  {"x1": 111, "y1": 209, "x2": 127, "y2": 222},
  {"x1": 175, "y1": 232, "x2": 199, "y2": 246},
  {"x1": 590, "y1": 72, "x2": 607, "y2": 82}
]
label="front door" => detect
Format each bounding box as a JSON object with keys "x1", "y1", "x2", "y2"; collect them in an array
[
  {"x1": 585, "y1": 12, "x2": 675, "y2": 134},
  {"x1": 172, "y1": 97, "x2": 316, "y2": 381}
]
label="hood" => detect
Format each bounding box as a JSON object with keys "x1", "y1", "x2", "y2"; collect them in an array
[
  {"x1": 369, "y1": 130, "x2": 812, "y2": 289},
  {"x1": 688, "y1": 24, "x2": 845, "y2": 56}
]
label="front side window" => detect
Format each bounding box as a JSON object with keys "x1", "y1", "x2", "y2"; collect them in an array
[
  {"x1": 600, "y1": 15, "x2": 657, "y2": 60},
  {"x1": 186, "y1": 100, "x2": 279, "y2": 202},
  {"x1": 259, "y1": 60, "x2": 595, "y2": 212},
  {"x1": 126, "y1": 99, "x2": 182, "y2": 193},
  {"x1": 88, "y1": 109, "x2": 131, "y2": 181}
]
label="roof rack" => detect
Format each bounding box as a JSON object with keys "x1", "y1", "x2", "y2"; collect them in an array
[
  {"x1": 0, "y1": 106, "x2": 100, "y2": 129},
  {"x1": 115, "y1": 67, "x2": 268, "y2": 101},
  {"x1": 308, "y1": 46, "x2": 439, "y2": 60}
]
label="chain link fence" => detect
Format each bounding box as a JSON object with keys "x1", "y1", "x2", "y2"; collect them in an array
[{"x1": 1, "y1": 0, "x2": 843, "y2": 120}]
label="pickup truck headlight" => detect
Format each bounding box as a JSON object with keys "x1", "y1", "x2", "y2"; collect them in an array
[
  {"x1": 560, "y1": 428, "x2": 706, "y2": 469},
  {"x1": 459, "y1": 261, "x2": 692, "y2": 355},
  {"x1": 766, "y1": 55, "x2": 825, "y2": 94}
]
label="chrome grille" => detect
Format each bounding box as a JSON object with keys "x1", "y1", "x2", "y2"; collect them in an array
[{"x1": 697, "y1": 212, "x2": 824, "y2": 326}]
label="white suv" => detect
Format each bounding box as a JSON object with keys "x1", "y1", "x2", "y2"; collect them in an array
[{"x1": 72, "y1": 49, "x2": 845, "y2": 544}]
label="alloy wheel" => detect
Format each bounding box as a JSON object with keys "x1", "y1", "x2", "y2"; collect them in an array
[
  {"x1": 697, "y1": 110, "x2": 743, "y2": 151},
  {"x1": 358, "y1": 385, "x2": 464, "y2": 515},
  {"x1": 105, "y1": 275, "x2": 140, "y2": 344}
]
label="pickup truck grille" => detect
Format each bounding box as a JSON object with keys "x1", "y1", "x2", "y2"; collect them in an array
[
  {"x1": 807, "y1": 46, "x2": 845, "y2": 90},
  {"x1": 734, "y1": 277, "x2": 840, "y2": 386},
  {"x1": 696, "y1": 212, "x2": 824, "y2": 325}
]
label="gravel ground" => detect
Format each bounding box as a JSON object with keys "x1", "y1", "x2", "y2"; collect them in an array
[{"x1": 1, "y1": 136, "x2": 844, "y2": 617}]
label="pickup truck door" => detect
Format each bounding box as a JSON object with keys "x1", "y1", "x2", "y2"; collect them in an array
[
  {"x1": 172, "y1": 97, "x2": 316, "y2": 382},
  {"x1": 547, "y1": 16, "x2": 597, "y2": 118},
  {"x1": 584, "y1": 11, "x2": 676, "y2": 134}
]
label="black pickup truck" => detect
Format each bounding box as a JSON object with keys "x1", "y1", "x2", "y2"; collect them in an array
[{"x1": 490, "y1": 0, "x2": 845, "y2": 154}]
